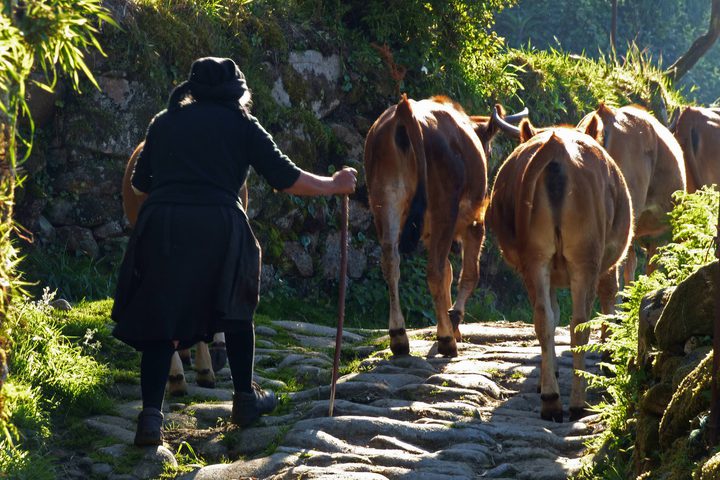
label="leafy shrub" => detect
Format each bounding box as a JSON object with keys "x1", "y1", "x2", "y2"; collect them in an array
[
  {"x1": 496, "y1": 0, "x2": 720, "y2": 105},
  {"x1": 577, "y1": 186, "x2": 719, "y2": 478}
]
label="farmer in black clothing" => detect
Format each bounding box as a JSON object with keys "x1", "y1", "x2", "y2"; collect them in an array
[{"x1": 112, "y1": 57, "x2": 357, "y2": 446}]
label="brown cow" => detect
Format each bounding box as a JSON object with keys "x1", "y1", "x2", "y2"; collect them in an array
[
  {"x1": 671, "y1": 106, "x2": 720, "y2": 193},
  {"x1": 577, "y1": 104, "x2": 686, "y2": 283},
  {"x1": 364, "y1": 95, "x2": 514, "y2": 358},
  {"x1": 122, "y1": 143, "x2": 249, "y2": 395},
  {"x1": 486, "y1": 120, "x2": 633, "y2": 421}
]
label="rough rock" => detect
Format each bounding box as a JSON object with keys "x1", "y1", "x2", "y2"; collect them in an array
[
  {"x1": 132, "y1": 446, "x2": 177, "y2": 479},
  {"x1": 639, "y1": 382, "x2": 674, "y2": 416},
  {"x1": 321, "y1": 231, "x2": 367, "y2": 279},
  {"x1": 26, "y1": 76, "x2": 61, "y2": 128},
  {"x1": 288, "y1": 50, "x2": 341, "y2": 119},
  {"x1": 284, "y1": 241, "x2": 314, "y2": 277},
  {"x1": 57, "y1": 226, "x2": 100, "y2": 257},
  {"x1": 659, "y1": 350, "x2": 713, "y2": 449},
  {"x1": 654, "y1": 261, "x2": 719, "y2": 353},
  {"x1": 637, "y1": 286, "x2": 675, "y2": 367}
]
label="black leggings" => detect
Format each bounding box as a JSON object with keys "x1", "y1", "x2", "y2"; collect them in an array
[{"x1": 140, "y1": 327, "x2": 255, "y2": 410}]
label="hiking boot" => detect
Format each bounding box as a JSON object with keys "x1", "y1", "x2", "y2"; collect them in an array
[
  {"x1": 231, "y1": 383, "x2": 278, "y2": 427},
  {"x1": 134, "y1": 407, "x2": 164, "y2": 446}
]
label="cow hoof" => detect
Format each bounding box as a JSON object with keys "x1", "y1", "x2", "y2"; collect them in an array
[
  {"x1": 179, "y1": 349, "x2": 192, "y2": 367},
  {"x1": 209, "y1": 341, "x2": 227, "y2": 373},
  {"x1": 540, "y1": 393, "x2": 563, "y2": 423},
  {"x1": 541, "y1": 408, "x2": 564, "y2": 423},
  {"x1": 437, "y1": 336, "x2": 458, "y2": 357},
  {"x1": 389, "y1": 328, "x2": 410, "y2": 356},
  {"x1": 167, "y1": 374, "x2": 188, "y2": 397},
  {"x1": 196, "y1": 369, "x2": 216, "y2": 389},
  {"x1": 448, "y1": 309, "x2": 463, "y2": 331},
  {"x1": 569, "y1": 407, "x2": 592, "y2": 421}
]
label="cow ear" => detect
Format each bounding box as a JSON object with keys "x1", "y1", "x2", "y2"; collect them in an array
[
  {"x1": 584, "y1": 114, "x2": 604, "y2": 144},
  {"x1": 471, "y1": 115, "x2": 494, "y2": 145},
  {"x1": 596, "y1": 102, "x2": 615, "y2": 121},
  {"x1": 519, "y1": 119, "x2": 536, "y2": 143}
]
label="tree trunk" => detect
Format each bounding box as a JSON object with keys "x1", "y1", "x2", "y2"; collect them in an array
[
  {"x1": 665, "y1": 0, "x2": 720, "y2": 82},
  {"x1": 610, "y1": 0, "x2": 618, "y2": 52}
]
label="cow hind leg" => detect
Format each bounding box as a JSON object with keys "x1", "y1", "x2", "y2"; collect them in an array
[
  {"x1": 644, "y1": 241, "x2": 659, "y2": 275},
  {"x1": 449, "y1": 222, "x2": 485, "y2": 340},
  {"x1": 178, "y1": 348, "x2": 192, "y2": 367},
  {"x1": 537, "y1": 287, "x2": 561, "y2": 394},
  {"x1": 526, "y1": 262, "x2": 562, "y2": 422},
  {"x1": 597, "y1": 267, "x2": 620, "y2": 375},
  {"x1": 429, "y1": 257, "x2": 456, "y2": 357},
  {"x1": 425, "y1": 222, "x2": 457, "y2": 357},
  {"x1": 209, "y1": 332, "x2": 227, "y2": 373},
  {"x1": 195, "y1": 342, "x2": 216, "y2": 388},
  {"x1": 381, "y1": 240, "x2": 409, "y2": 356},
  {"x1": 622, "y1": 246, "x2": 637, "y2": 286},
  {"x1": 598, "y1": 267, "x2": 619, "y2": 348},
  {"x1": 568, "y1": 264, "x2": 597, "y2": 421},
  {"x1": 167, "y1": 351, "x2": 188, "y2": 396}
]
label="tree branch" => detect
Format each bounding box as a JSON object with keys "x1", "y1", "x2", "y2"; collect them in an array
[
  {"x1": 665, "y1": 0, "x2": 720, "y2": 82},
  {"x1": 610, "y1": 0, "x2": 618, "y2": 52}
]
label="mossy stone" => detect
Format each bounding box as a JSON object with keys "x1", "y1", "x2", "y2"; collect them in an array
[
  {"x1": 634, "y1": 411, "x2": 661, "y2": 473},
  {"x1": 654, "y1": 261, "x2": 719, "y2": 354},
  {"x1": 640, "y1": 383, "x2": 674, "y2": 416},
  {"x1": 654, "y1": 353, "x2": 685, "y2": 385},
  {"x1": 659, "y1": 351, "x2": 713, "y2": 450},
  {"x1": 671, "y1": 346, "x2": 713, "y2": 389},
  {"x1": 695, "y1": 451, "x2": 720, "y2": 480},
  {"x1": 638, "y1": 286, "x2": 675, "y2": 367}
]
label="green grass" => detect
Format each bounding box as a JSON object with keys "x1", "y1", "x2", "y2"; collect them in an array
[
  {"x1": 19, "y1": 244, "x2": 119, "y2": 302},
  {"x1": 1, "y1": 295, "x2": 128, "y2": 479},
  {"x1": 8, "y1": 292, "x2": 114, "y2": 417},
  {"x1": 160, "y1": 442, "x2": 207, "y2": 479}
]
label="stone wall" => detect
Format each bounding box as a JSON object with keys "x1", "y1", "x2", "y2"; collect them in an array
[
  {"x1": 634, "y1": 261, "x2": 720, "y2": 479},
  {"x1": 16, "y1": 5, "x2": 379, "y2": 295}
]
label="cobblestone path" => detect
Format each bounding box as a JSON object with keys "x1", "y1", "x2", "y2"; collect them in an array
[{"x1": 83, "y1": 321, "x2": 602, "y2": 480}]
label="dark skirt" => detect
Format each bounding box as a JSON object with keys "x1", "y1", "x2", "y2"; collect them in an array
[{"x1": 111, "y1": 203, "x2": 260, "y2": 351}]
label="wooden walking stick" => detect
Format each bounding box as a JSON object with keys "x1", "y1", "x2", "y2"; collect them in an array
[{"x1": 329, "y1": 194, "x2": 349, "y2": 417}]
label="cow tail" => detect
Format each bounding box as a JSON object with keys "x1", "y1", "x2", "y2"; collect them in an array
[
  {"x1": 515, "y1": 133, "x2": 566, "y2": 243},
  {"x1": 679, "y1": 113, "x2": 702, "y2": 193},
  {"x1": 122, "y1": 142, "x2": 145, "y2": 227},
  {"x1": 395, "y1": 94, "x2": 428, "y2": 254}
]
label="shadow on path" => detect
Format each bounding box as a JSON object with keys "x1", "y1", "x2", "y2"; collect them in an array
[{"x1": 173, "y1": 321, "x2": 604, "y2": 480}]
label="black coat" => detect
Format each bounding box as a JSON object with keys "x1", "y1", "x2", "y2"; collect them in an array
[{"x1": 112, "y1": 101, "x2": 301, "y2": 351}]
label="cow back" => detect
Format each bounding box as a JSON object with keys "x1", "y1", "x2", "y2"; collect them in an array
[
  {"x1": 674, "y1": 106, "x2": 720, "y2": 192},
  {"x1": 585, "y1": 105, "x2": 685, "y2": 238},
  {"x1": 364, "y1": 96, "x2": 488, "y2": 252},
  {"x1": 487, "y1": 128, "x2": 632, "y2": 279}
]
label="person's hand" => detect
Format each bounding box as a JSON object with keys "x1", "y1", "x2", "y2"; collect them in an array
[{"x1": 332, "y1": 167, "x2": 358, "y2": 194}]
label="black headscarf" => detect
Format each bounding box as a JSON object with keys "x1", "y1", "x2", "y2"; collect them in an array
[{"x1": 167, "y1": 57, "x2": 250, "y2": 111}]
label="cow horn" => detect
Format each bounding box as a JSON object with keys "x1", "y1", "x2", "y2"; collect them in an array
[
  {"x1": 492, "y1": 104, "x2": 521, "y2": 138},
  {"x1": 668, "y1": 108, "x2": 680, "y2": 133},
  {"x1": 503, "y1": 107, "x2": 529, "y2": 124}
]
